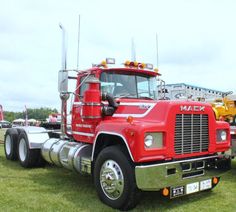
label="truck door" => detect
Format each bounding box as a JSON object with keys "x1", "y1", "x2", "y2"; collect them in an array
[{"x1": 72, "y1": 74, "x2": 98, "y2": 144}]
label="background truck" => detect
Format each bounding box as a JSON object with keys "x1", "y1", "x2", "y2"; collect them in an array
[
  {"x1": 210, "y1": 96, "x2": 236, "y2": 158},
  {"x1": 3, "y1": 27, "x2": 231, "y2": 210},
  {"x1": 211, "y1": 96, "x2": 236, "y2": 124}
]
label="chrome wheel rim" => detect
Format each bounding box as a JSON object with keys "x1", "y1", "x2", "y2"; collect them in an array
[
  {"x1": 5, "y1": 135, "x2": 11, "y2": 155},
  {"x1": 19, "y1": 138, "x2": 27, "y2": 162},
  {"x1": 100, "y1": 160, "x2": 124, "y2": 200}
]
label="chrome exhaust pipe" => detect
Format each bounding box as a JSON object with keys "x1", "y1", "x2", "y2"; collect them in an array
[{"x1": 58, "y1": 23, "x2": 69, "y2": 139}]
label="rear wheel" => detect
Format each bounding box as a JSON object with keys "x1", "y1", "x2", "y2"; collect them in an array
[
  {"x1": 17, "y1": 132, "x2": 42, "y2": 168},
  {"x1": 4, "y1": 129, "x2": 18, "y2": 160},
  {"x1": 94, "y1": 146, "x2": 140, "y2": 210}
]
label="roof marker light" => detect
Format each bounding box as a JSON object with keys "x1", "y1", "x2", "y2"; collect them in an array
[
  {"x1": 123, "y1": 60, "x2": 156, "y2": 71},
  {"x1": 138, "y1": 63, "x2": 145, "y2": 69},
  {"x1": 130, "y1": 61, "x2": 134, "y2": 67},
  {"x1": 134, "y1": 61, "x2": 138, "y2": 67},
  {"x1": 124, "y1": 60, "x2": 130, "y2": 66},
  {"x1": 101, "y1": 60, "x2": 107, "y2": 68}
]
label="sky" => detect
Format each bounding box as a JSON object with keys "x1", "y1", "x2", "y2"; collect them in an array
[{"x1": 0, "y1": 0, "x2": 236, "y2": 111}]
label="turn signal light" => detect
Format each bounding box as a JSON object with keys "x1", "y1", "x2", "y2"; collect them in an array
[
  {"x1": 213, "y1": 177, "x2": 219, "y2": 185},
  {"x1": 127, "y1": 116, "x2": 134, "y2": 124},
  {"x1": 162, "y1": 188, "x2": 169, "y2": 196}
]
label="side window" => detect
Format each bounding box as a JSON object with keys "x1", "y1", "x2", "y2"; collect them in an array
[
  {"x1": 100, "y1": 72, "x2": 115, "y2": 95},
  {"x1": 79, "y1": 76, "x2": 89, "y2": 97},
  {"x1": 79, "y1": 74, "x2": 95, "y2": 97}
]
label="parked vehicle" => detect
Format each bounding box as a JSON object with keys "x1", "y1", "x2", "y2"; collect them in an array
[
  {"x1": 0, "y1": 121, "x2": 11, "y2": 128},
  {"x1": 3, "y1": 25, "x2": 231, "y2": 210}
]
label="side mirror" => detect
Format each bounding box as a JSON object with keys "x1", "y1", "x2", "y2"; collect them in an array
[{"x1": 58, "y1": 70, "x2": 68, "y2": 93}]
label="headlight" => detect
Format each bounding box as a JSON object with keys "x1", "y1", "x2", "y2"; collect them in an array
[
  {"x1": 144, "y1": 133, "x2": 163, "y2": 149},
  {"x1": 217, "y1": 130, "x2": 227, "y2": 142},
  {"x1": 144, "y1": 135, "x2": 153, "y2": 148}
]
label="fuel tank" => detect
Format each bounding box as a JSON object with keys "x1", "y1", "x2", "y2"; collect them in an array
[{"x1": 41, "y1": 138, "x2": 92, "y2": 174}]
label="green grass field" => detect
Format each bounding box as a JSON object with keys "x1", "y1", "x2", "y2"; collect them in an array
[{"x1": 0, "y1": 144, "x2": 235, "y2": 212}]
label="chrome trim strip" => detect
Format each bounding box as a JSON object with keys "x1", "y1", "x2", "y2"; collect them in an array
[
  {"x1": 92, "y1": 131, "x2": 134, "y2": 161},
  {"x1": 72, "y1": 131, "x2": 95, "y2": 137}
]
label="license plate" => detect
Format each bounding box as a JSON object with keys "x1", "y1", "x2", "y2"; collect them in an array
[
  {"x1": 171, "y1": 186, "x2": 184, "y2": 198},
  {"x1": 200, "y1": 179, "x2": 212, "y2": 191},
  {"x1": 186, "y1": 182, "x2": 199, "y2": 194}
]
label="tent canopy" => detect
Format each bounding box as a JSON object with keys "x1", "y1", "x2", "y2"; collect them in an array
[{"x1": 13, "y1": 118, "x2": 25, "y2": 123}]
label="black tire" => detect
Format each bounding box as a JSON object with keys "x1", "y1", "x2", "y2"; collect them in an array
[
  {"x1": 17, "y1": 132, "x2": 41, "y2": 168},
  {"x1": 36, "y1": 152, "x2": 47, "y2": 167},
  {"x1": 4, "y1": 128, "x2": 19, "y2": 160},
  {"x1": 94, "y1": 146, "x2": 140, "y2": 211}
]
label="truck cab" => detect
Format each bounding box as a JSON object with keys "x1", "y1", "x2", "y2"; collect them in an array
[{"x1": 71, "y1": 62, "x2": 158, "y2": 144}]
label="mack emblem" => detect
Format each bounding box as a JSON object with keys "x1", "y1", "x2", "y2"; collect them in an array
[{"x1": 180, "y1": 105, "x2": 205, "y2": 112}]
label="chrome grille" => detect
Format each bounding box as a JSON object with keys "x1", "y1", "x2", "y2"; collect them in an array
[{"x1": 174, "y1": 114, "x2": 209, "y2": 154}]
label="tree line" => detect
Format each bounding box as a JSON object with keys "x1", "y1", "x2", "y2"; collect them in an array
[{"x1": 4, "y1": 107, "x2": 58, "y2": 122}]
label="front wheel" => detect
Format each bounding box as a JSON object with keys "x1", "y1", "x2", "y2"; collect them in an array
[{"x1": 94, "y1": 146, "x2": 140, "y2": 211}]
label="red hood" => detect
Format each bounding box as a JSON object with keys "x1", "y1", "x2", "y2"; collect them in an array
[{"x1": 112, "y1": 99, "x2": 215, "y2": 121}]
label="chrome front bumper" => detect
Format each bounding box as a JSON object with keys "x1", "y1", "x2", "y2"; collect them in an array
[{"x1": 135, "y1": 155, "x2": 228, "y2": 191}]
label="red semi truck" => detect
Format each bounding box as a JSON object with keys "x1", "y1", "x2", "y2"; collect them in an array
[{"x1": 4, "y1": 58, "x2": 231, "y2": 210}]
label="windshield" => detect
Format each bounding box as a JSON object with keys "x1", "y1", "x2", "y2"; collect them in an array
[{"x1": 100, "y1": 71, "x2": 158, "y2": 100}]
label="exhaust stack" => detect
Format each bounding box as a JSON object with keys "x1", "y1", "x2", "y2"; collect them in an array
[{"x1": 58, "y1": 23, "x2": 69, "y2": 138}]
